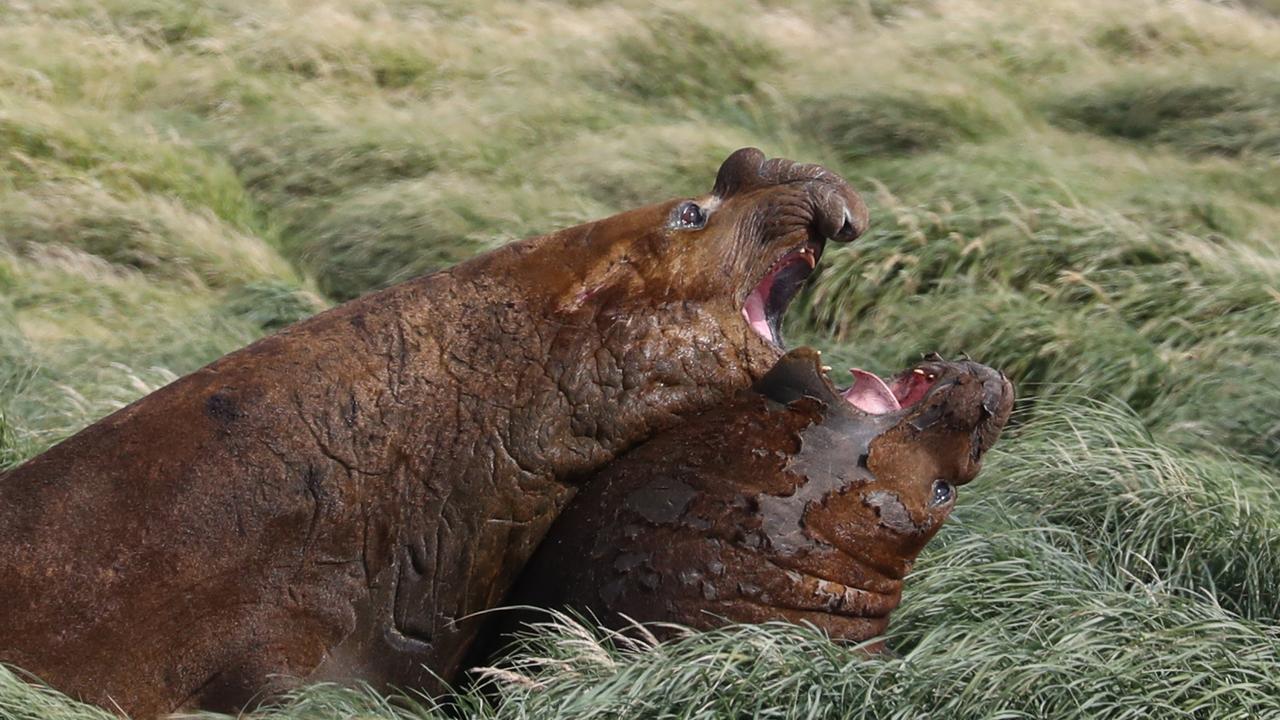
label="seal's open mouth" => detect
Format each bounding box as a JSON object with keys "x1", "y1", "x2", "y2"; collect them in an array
[
  {"x1": 840, "y1": 365, "x2": 939, "y2": 415},
  {"x1": 741, "y1": 241, "x2": 821, "y2": 347}
]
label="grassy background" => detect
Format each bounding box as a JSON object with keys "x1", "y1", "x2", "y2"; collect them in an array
[{"x1": 1, "y1": 0, "x2": 1279, "y2": 717}]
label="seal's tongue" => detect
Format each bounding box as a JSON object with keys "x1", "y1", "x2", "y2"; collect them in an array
[{"x1": 841, "y1": 369, "x2": 901, "y2": 414}]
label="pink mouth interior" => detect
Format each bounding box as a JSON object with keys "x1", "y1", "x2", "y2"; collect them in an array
[
  {"x1": 742, "y1": 286, "x2": 772, "y2": 344},
  {"x1": 741, "y1": 246, "x2": 939, "y2": 416},
  {"x1": 741, "y1": 249, "x2": 817, "y2": 346},
  {"x1": 842, "y1": 367, "x2": 936, "y2": 415}
]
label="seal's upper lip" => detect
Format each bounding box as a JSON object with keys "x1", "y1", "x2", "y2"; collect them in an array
[{"x1": 741, "y1": 240, "x2": 823, "y2": 348}]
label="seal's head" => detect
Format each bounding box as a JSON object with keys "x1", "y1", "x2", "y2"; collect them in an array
[
  {"x1": 528, "y1": 147, "x2": 868, "y2": 376},
  {"x1": 693, "y1": 148, "x2": 869, "y2": 349},
  {"x1": 509, "y1": 348, "x2": 1013, "y2": 644},
  {"x1": 743, "y1": 349, "x2": 1014, "y2": 640}
]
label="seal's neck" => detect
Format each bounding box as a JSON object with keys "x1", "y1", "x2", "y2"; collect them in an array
[{"x1": 451, "y1": 207, "x2": 670, "y2": 317}]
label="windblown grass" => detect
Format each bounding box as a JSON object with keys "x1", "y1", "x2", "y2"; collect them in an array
[{"x1": 1, "y1": 0, "x2": 1279, "y2": 717}]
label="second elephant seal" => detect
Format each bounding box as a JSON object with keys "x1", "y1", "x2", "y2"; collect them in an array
[{"x1": 509, "y1": 348, "x2": 1014, "y2": 643}]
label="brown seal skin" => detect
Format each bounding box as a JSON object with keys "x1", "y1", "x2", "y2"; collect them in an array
[
  {"x1": 0, "y1": 149, "x2": 868, "y2": 717},
  {"x1": 506, "y1": 348, "x2": 1014, "y2": 645}
]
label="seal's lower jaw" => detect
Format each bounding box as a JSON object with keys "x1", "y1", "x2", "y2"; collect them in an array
[{"x1": 741, "y1": 240, "x2": 822, "y2": 348}]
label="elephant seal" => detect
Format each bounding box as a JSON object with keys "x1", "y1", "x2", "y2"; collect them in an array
[
  {"x1": 0, "y1": 149, "x2": 867, "y2": 717},
  {"x1": 506, "y1": 348, "x2": 1013, "y2": 644}
]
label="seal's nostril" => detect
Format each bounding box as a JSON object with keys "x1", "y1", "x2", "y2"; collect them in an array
[
  {"x1": 832, "y1": 204, "x2": 870, "y2": 242},
  {"x1": 835, "y1": 208, "x2": 857, "y2": 240}
]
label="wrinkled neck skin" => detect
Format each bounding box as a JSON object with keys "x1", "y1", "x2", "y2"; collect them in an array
[{"x1": 426, "y1": 210, "x2": 777, "y2": 477}]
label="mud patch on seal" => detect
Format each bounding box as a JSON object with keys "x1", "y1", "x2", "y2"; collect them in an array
[
  {"x1": 864, "y1": 490, "x2": 919, "y2": 535},
  {"x1": 625, "y1": 477, "x2": 698, "y2": 525},
  {"x1": 758, "y1": 411, "x2": 892, "y2": 555}
]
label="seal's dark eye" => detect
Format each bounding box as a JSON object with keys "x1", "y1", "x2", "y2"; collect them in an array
[
  {"x1": 675, "y1": 201, "x2": 706, "y2": 229},
  {"x1": 931, "y1": 480, "x2": 954, "y2": 506}
]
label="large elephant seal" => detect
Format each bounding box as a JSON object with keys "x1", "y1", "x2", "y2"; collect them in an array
[
  {"x1": 507, "y1": 348, "x2": 1013, "y2": 643},
  {"x1": 0, "y1": 149, "x2": 867, "y2": 717}
]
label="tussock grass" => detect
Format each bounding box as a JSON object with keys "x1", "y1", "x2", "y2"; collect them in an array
[
  {"x1": 221, "y1": 281, "x2": 328, "y2": 333},
  {"x1": 0, "y1": 666, "x2": 118, "y2": 720},
  {"x1": 226, "y1": 122, "x2": 437, "y2": 219},
  {"x1": 2, "y1": 0, "x2": 1279, "y2": 717},
  {"x1": 608, "y1": 12, "x2": 777, "y2": 104},
  {"x1": 800, "y1": 89, "x2": 1018, "y2": 162},
  {"x1": 1047, "y1": 70, "x2": 1280, "y2": 160},
  {"x1": 465, "y1": 601, "x2": 1280, "y2": 720},
  {"x1": 0, "y1": 182, "x2": 294, "y2": 288},
  {"x1": 982, "y1": 398, "x2": 1280, "y2": 620}
]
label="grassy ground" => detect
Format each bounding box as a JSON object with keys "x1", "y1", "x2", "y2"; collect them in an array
[{"x1": 1, "y1": 0, "x2": 1279, "y2": 717}]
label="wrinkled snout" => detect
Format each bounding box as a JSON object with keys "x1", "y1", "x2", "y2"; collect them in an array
[
  {"x1": 810, "y1": 176, "x2": 869, "y2": 244},
  {"x1": 713, "y1": 147, "x2": 869, "y2": 244},
  {"x1": 962, "y1": 361, "x2": 1016, "y2": 469},
  {"x1": 889, "y1": 358, "x2": 1015, "y2": 486}
]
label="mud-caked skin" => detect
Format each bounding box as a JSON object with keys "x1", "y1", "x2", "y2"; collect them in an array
[
  {"x1": 510, "y1": 348, "x2": 1014, "y2": 643},
  {"x1": 0, "y1": 149, "x2": 867, "y2": 717}
]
